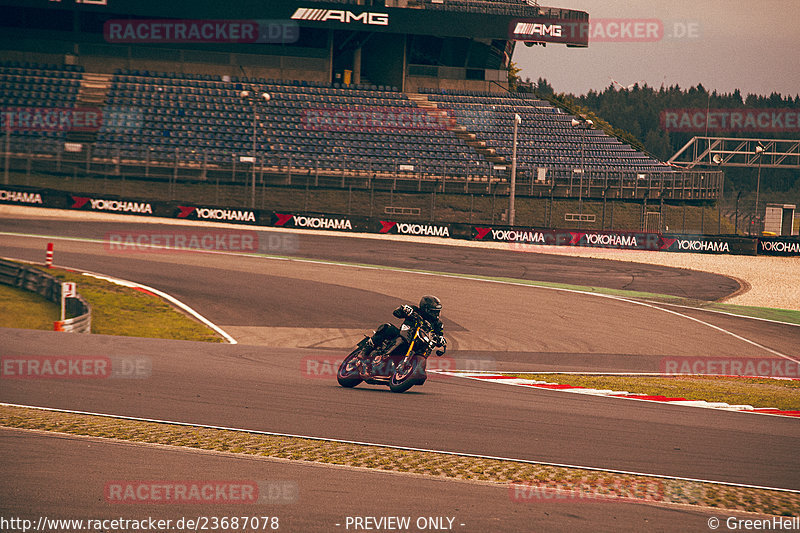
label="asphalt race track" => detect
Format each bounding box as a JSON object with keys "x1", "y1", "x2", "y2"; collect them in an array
[
  {"x1": 1, "y1": 214, "x2": 799, "y2": 531},
  {"x1": 0, "y1": 428, "x2": 726, "y2": 533}
]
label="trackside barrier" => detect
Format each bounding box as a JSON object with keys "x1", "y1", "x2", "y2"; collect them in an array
[
  {"x1": 758, "y1": 237, "x2": 800, "y2": 256},
  {"x1": 0, "y1": 259, "x2": 92, "y2": 333},
  {"x1": 2, "y1": 184, "x2": 793, "y2": 256}
]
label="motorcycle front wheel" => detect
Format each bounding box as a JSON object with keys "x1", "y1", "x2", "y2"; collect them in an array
[
  {"x1": 337, "y1": 349, "x2": 363, "y2": 388},
  {"x1": 389, "y1": 356, "x2": 424, "y2": 393}
]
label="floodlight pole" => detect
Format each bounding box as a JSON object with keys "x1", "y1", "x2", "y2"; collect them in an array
[
  {"x1": 509, "y1": 113, "x2": 521, "y2": 226},
  {"x1": 240, "y1": 90, "x2": 271, "y2": 209},
  {"x1": 570, "y1": 118, "x2": 593, "y2": 229},
  {"x1": 753, "y1": 143, "x2": 764, "y2": 235}
]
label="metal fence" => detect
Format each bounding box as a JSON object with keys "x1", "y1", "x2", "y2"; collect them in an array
[
  {"x1": 2, "y1": 135, "x2": 723, "y2": 201},
  {"x1": 0, "y1": 259, "x2": 91, "y2": 333}
]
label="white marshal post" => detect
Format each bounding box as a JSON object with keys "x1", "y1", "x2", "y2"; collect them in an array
[{"x1": 61, "y1": 282, "x2": 76, "y2": 322}]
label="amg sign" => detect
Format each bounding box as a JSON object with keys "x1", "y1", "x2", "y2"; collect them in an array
[
  {"x1": 290, "y1": 8, "x2": 389, "y2": 26},
  {"x1": 512, "y1": 22, "x2": 562, "y2": 38}
]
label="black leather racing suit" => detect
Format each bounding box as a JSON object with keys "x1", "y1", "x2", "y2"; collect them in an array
[{"x1": 369, "y1": 304, "x2": 444, "y2": 351}]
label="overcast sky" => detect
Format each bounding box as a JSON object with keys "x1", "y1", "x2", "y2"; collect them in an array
[{"x1": 514, "y1": 0, "x2": 800, "y2": 98}]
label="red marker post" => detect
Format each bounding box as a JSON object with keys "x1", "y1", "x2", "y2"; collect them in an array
[{"x1": 46, "y1": 242, "x2": 54, "y2": 268}]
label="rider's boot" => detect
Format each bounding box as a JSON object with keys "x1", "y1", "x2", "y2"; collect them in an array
[{"x1": 358, "y1": 338, "x2": 376, "y2": 360}]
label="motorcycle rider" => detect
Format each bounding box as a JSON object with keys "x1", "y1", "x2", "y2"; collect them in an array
[{"x1": 358, "y1": 295, "x2": 446, "y2": 362}]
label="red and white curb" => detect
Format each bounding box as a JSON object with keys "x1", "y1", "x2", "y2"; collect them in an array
[{"x1": 433, "y1": 372, "x2": 800, "y2": 418}]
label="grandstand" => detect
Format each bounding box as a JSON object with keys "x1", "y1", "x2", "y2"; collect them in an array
[{"x1": 0, "y1": 0, "x2": 721, "y2": 209}]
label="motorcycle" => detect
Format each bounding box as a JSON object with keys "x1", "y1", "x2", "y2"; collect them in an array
[{"x1": 337, "y1": 312, "x2": 446, "y2": 393}]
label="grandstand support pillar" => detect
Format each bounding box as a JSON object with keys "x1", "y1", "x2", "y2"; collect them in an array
[
  {"x1": 3, "y1": 121, "x2": 9, "y2": 185},
  {"x1": 610, "y1": 200, "x2": 615, "y2": 230},
  {"x1": 529, "y1": 171, "x2": 534, "y2": 196},
  {"x1": 469, "y1": 194, "x2": 474, "y2": 224},
  {"x1": 145, "y1": 148, "x2": 151, "y2": 178},
  {"x1": 369, "y1": 186, "x2": 374, "y2": 217},
  {"x1": 304, "y1": 174, "x2": 309, "y2": 211},
  {"x1": 85, "y1": 145, "x2": 92, "y2": 174},
  {"x1": 170, "y1": 148, "x2": 177, "y2": 200},
  {"x1": 251, "y1": 109, "x2": 257, "y2": 208},
  {"x1": 509, "y1": 114, "x2": 520, "y2": 226},
  {"x1": 353, "y1": 47, "x2": 362, "y2": 85}
]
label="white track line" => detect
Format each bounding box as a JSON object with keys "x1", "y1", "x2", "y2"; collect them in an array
[
  {"x1": 1, "y1": 255, "x2": 237, "y2": 344},
  {"x1": 80, "y1": 271, "x2": 237, "y2": 344},
  {"x1": 2, "y1": 402, "x2": 797, "y2": 494},
  {"x1": 3, "y1": 232, "x2": 797, "y2": 362}
]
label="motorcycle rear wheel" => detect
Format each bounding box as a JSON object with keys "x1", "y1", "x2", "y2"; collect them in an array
[{"x1": 337, "y1": 349, "x2": 363, "y2": 388}]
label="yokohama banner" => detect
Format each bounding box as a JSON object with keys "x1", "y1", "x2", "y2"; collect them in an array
[
  {"x1": 176, "y1": 205, "x2": 260, "y2": 225},
  {"x1": 271, "y1": 212, "x2": 366, "y2": 231},
  {"x1": 662, "y1": 235, "x2": 757, "y2": 255},
  {"x1": 1, "y1": 185, "x2": 764, "y2": 256},
  {"x1": 378, "y1": 220, "x2": 452, "y2": 238},
  {"x1": 69, "y1": 195, "x2": 159, "y2": 216},
  {"x1": 758, "y1": 238, "x2": 800, "y2": 256},
  {"x1": 0, "y1": 187, "x2": 46, "y2": 206},
  {"x1": 473, "y1": 227, "x2": 673, "y2": 251}
]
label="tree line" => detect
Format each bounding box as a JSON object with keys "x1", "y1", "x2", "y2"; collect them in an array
[{"x1": 512, "y1": 74, "x2": 800, "y2": 197}]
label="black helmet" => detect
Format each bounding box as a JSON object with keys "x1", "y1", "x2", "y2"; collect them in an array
[{"x1": 419, "y1": 295, "x2": 442, "y2": 320}]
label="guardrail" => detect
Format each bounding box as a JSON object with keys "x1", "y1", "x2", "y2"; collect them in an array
[{"x1": 0, "y1": 259, "x2": 92, "y2": 332}]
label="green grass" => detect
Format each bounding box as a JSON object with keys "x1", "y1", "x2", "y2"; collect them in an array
[
  {"x1": 507, "y1": 374, "x2": 800, "y2": 411},
  {"x1": 39, "y1": 267, "x2": 223, "y2": 342},
  {"x1": 0, "y1": 284, "x2": 60, "y2": 329},
  {"x1": 1, "y1": 262, "x2": 224, "y2": 342},
  {"x1": 1, "y1": 405, "x2": 797, "y2": 516}
]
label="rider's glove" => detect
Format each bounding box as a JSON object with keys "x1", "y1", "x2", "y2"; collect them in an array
[{"x1": 401, "y1": 304, "x2": 414, "y2": 317}]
